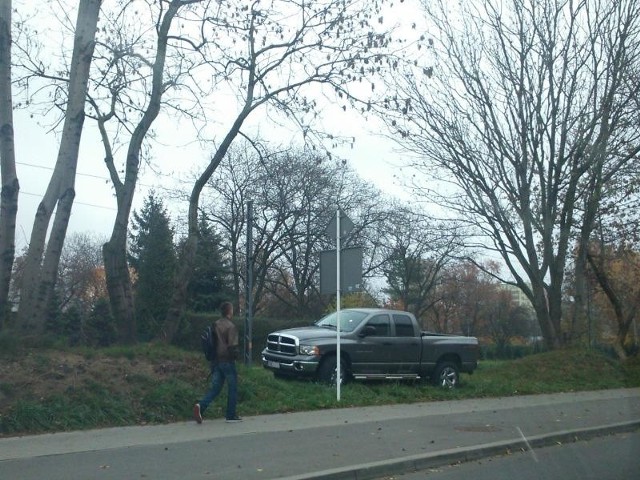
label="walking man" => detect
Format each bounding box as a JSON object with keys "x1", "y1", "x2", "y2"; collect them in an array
[{"x1": 193, "y1": 301, "x2": 242, "y2": 423}]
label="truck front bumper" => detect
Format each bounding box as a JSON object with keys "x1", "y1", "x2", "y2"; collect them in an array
[{"x1": 261, "y1": 350, "x2": 320, "y2": 376}]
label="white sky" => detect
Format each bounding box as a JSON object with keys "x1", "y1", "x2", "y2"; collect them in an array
[
  {"x1": 13, "y1": 106, "x2": 411, "y2": 250},
  {"x1": 9, "y1": 0, "x2": 522, "y2": 286},
  {"x1": 11, "y1": 0, "x2": 426, "y2": 250}
]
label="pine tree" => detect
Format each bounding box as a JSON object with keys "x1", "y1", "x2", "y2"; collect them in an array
[
  {"x1": 184, "y1": 218, "x2": 232, "y2": 313},
  {"x1": 129, "y1": 192, "x2": 177, "y2": 340}
]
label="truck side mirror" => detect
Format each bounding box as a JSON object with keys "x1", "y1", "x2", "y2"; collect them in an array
[{"x1": 359, "y1": 325, "x2": 376, "y2": 337}]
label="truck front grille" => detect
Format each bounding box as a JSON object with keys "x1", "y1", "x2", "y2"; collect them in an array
[{"x1": 266, "y1": 334, "x2": 297, "y2": 355}]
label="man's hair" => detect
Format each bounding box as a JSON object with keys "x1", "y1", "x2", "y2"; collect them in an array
[{"x1": 220, "y1": 301, "x2": 233, "y2": 317}]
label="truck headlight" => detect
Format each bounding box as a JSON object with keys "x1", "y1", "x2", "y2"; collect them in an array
[{"x1": 299, "y1": 345, "x2": 319, "y2": 356}]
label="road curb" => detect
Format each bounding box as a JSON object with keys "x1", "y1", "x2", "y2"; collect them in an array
[{"x1": 281, "y1": 420, "x2": 640, "y2": 480}]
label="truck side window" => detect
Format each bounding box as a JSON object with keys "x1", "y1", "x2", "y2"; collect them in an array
[
  {"x1": 365, "y1": 314, "x2": 391, "y2": 336},
  {"x1": 393, "y1": 314, "x2": 416, "y2": 337}
]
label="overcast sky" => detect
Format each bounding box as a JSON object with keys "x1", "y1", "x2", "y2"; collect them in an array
[
  {"x1": 13, "y1": 105, "x2": 411, "y2": 250},
  {"x1": 10, "y1": 0, "x2": 426, "y2": 250}
]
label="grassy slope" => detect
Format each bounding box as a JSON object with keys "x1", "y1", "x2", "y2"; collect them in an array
[{"x1": 0, "y1": 345, "x2": 638, "y2": 436}]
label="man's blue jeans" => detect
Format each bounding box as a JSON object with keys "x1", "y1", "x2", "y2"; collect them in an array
[{"x1": 199, "y1": 361, "x2": 238, "y2": 419}]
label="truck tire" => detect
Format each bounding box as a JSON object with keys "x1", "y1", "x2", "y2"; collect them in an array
[
  {"x1": 432, "y1": 361, "x2": 459, "y2": 388},
  {"x1": 317, "y1": 356, "x2": 347, "y2": 385}
]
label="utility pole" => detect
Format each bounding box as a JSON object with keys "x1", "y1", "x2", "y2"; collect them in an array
[{"x1": 244, "y1": 200, "x2": 253, "y2": 366}]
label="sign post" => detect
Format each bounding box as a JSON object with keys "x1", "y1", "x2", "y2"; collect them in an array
[
  {"x1": 335, "y1": 211, "x2": 341, "y2": 401},
  {"x1": 322, "y1": 210, "x2": 358, "y2": 401}
]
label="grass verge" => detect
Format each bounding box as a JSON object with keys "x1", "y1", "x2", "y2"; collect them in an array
[{"x1": 0, "y1": 345, "x2": 638, "y2": 436}]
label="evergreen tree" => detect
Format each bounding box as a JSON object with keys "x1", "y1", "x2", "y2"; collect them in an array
[
  {"x1": 86, "y1": 298, "x2": 117, "y2": 347},
  {"x1": 184, "y1": 218, "x2": 233, "y2": 313},
  {"x1": 129, "y1": 192, "x2": 177, "y2": 340}
]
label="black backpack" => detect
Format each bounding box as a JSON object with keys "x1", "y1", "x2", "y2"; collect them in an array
[{"x1": 201, "y1": 325, "x2": 217, "y2": 362}]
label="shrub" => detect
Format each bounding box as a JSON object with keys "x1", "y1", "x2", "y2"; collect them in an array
[
  {"x1": 480, "y1": 344, "x2": 542, "y2": 360},
  {"x1": 85, "y1": 299, "x2": 117, "y2": 347}
]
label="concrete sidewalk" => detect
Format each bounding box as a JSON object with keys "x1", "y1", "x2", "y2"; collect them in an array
[{"x1": 1, "y1": 388, "x2": 639, "y2": 479}]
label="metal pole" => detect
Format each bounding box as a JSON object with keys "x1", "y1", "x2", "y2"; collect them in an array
[
  {"x1": 587, "y1": 286, "x2": 591, "y2": 349},
  {"x1": 244, "y1": 200, "x2": 253, "y2": 366},
  {"x1": 336, "y1": 209, "x2": 341, "y2": 401}
]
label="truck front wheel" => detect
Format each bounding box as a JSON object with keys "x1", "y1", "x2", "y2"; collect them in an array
[
  {"x1": 432, "y1": 361, "x2": 459, "y2": 388},
  {"x1": 317, "y1": 356, "x2": 347, "y2": 385}
]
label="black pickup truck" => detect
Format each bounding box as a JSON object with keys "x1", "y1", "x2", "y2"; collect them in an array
[{"x1": 261, "y1": 308, "x2": 479, "y2": 387}]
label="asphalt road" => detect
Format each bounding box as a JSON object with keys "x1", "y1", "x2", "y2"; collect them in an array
[{"x1": 376, "y1": 430, "x2": 640, "y2": 480}]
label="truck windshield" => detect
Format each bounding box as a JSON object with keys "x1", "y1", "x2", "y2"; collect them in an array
[{"x1": 315, "y1": 310, "x2": 369, "y2": 332}]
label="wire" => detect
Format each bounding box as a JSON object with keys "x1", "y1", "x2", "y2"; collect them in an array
[
  {"x1": 16, "y1": 161, "x2": 188, "y2": 213},
  {"x1": 18, "y1": 190, "x2": 116, "y2": 211},
  {"x1": 17, "y1": 161, "x2": 110, "y2": 182},
  {"x1": 17, "y1": 161, "x2": 174, "y2": 191}
]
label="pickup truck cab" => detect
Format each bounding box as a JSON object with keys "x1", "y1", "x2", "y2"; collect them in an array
[{"x1": 261, "y1": 308, "x2": 479, "y2": 387}]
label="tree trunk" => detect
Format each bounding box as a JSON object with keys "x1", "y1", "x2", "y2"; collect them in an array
[
  {"x1": 103, "y1": 236, "x2": 136, "y2": 344},
  {"x1": 17, "y1": 0, "x2": 101, "y2": 333},
  {"x1": 0, "y1": 0, "x2": 18, "y2": 329},
  {"x1": 572, "y1": 243, "x2": 590, "y2": 341},
  {"x1": 613, "y1": 330, "x2": 629, "y2": 361},
  {"x1": 528, "y1": 279, "x2": 564, "y2": 350},
  {"x1": 30, "y1": 188, "x2": 76, "y2": 325},
  {"x1": 160, "y1": 235, "x2": 197, "y2": 342},
  {"x1": 587, "y1": 250, "x2": 638, "y2": 361}
]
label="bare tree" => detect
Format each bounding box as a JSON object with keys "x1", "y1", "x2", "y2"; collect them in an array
[
  {"x1": 88, "y1": 0, "x2": 202, "y2": 343},
  {"x1": 427, "y1": 260, "x2": 497, "y2": 336},
  {"x1": 484, "y1": 292, "x2": 532, "y2": 354},
  {"x1": 0, "y1": 0, "x2": 18, "y2": 328},
  {"x1": 570, "y1": 1, "x2": 640, "y2": 339},
  {"x1": 383, "y1": 0, "x2": 640, "y2": 349},
  {"x1": 202, "y1": 145, "x2": 385, "y2": 319},
  {"x1": 15, "y1": 0, "x2": 102, "y2": 333},
  {"x1": 161, "y1": 0, "x2": 400, "y2": 340},
  {"x1": 380, "y1": 205, "x2": 461, "y2": 321},
  {"x1": 199, "y1": 146, "x2": 254, "y2": 313},
  {"x1": 56, "y1": 232, "x2": 106, "y2": 316},
  {"x1": 263, "y1": 152, "x2": 386, "y2": 317},
  {"x1": 245, "y1": 150, "x2": 338, "y2": 317}
]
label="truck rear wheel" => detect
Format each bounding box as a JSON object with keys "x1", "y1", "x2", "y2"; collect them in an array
[
  {"x1": 432, "y1": 361, "x2": 459, "y2": 388},
  {"x1": 317, "y1": 356, "x2": 347, "y2": 385}
]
